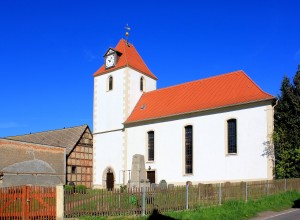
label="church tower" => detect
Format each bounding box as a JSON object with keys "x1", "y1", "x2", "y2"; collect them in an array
[{"x1": 93, "y1": 39, "x2": 157, "y2": 189}]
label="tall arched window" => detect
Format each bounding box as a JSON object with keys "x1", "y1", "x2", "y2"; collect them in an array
[
  {"x1": 227, "y1": 119, "x2": 237, "y2": 154},
  {"x1": 148, "y1": 131, "x2": 154, "y2": 161},
  {"x1": 185, "y1": 125, "x2": 193, "y2": 174},
  {"x1": 140, "y1": 77, "x2": 144, "y2": 91},
  {"x1": 108, "y1": 76, "x2": 113, "y2": 91}
]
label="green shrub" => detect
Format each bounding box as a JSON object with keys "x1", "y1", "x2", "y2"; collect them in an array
[
  {"x1": 65, "y1": 184, "x2": 75, "y2": 194},
  {"x1": 76, "y1": 185, "x2": 87, "y2": 194}
]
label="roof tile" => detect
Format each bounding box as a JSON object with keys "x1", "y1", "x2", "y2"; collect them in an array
[
  {"x1": 6, "y1": 125, "x2": 89, "y2": 155},
  {"x1": 125, "y1": 70, "x2": 274, "y2": 124}
]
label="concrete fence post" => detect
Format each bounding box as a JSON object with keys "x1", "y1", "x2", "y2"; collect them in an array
[
  {"x1": 284, "y1": 179, "x2": 287, "y2": 192},
  {"x1": 218, "y1": 183, "x2": 222, "y2": 206},
  {"x1": 245, "y1": 182, "x2": 248, "y2": 202},
  {"x1": 56, "y1": 184, "x2": 64, "y2": 220},
  {"x1": 186, "y1": 182, "x2": 189, "y2": 210}
]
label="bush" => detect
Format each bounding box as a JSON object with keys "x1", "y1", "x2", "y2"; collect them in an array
[
  {"x1": 75, "y1": 184, "x2": 87, "y2": 194},
  {"x1": 65, "y1": 185, "x2": 75, "y2": 194}
]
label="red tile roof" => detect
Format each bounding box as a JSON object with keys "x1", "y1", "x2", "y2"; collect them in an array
[
  {"x1": 125, "y1": 70, "x2": 274, "y2": 124},
  {"x1": 93, "y1": 39, "x2": 157, "y2": 80}
]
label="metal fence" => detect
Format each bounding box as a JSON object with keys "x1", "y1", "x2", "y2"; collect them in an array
[{"x1": 64, "y1": 178, "x2": 300, "y2": 218}]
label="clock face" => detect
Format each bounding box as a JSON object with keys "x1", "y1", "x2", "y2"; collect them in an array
[{"x1": 106, "y1": 54, "x2": 115, "y2": 68}]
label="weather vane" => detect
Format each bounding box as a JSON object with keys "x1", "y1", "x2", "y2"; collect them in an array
[{"x1": 125, "y1": 24, "x2": 131, "y2": 45}]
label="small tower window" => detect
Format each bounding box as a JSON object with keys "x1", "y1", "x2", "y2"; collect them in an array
[
  {"x1": 108, "y1": 76, "x2": 113, "y2": 91},
  {"x1": 140, "y1": 77, "x2": 144, "y2": 91}
]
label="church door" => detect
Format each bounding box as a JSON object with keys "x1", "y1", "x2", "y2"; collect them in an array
[
  {"x1": 106, "y1": 172, "x2": 114, "y2": 191},
  {"x1": 147, "y1": 171, "x2": 155, "y2": 184}
]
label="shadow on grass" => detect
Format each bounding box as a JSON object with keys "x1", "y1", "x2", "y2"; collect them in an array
[{"x1": 148, "y1": 209, "x2": 176, "y2": 220}]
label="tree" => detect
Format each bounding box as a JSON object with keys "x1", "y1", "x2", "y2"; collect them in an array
[{"x1": 274, "y1": 65, "x2": 300, "y2": 178}]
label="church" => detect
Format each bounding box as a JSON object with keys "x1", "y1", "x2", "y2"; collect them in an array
[{"x1": 93, "y1": 38, "x2": 274, "y2": 189}]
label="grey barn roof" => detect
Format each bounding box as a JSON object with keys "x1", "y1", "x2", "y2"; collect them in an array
[{"x1": 6, "y1": 125, "x2": 89, "y2": 155}]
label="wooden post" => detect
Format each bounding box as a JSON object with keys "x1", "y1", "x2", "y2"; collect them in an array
[
  {"x1": 142, "y1": 186, "x2": 146, "y2": 216},
  {"x1": 56, "y1": 184, "x2": 64, "y2": 220},
  {"x1": 21, "y1": 186, "x2": 28, "y2": 220}
]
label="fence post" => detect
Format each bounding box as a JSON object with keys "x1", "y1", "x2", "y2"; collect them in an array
[
  {"x1": 218, "y1": 183, "x2": 222, "y2": 206},
  {"x1": 142, "y1": 186, "x2": 146, "y2": 216},
  {"x1": 21, "y1": 186, "x2": 28, "y2": 220},
  {"x1": 186, "y1": 182, "x2": 189, "y2": 210},
  {"x1": 245, "y1": 182, "x2": 248, "y2": 203},
  {"x1": 56, "y1": 184, "x2": 64, "y2": 220},
  {"x1": 284, "y1": 179, "x2": 287, "y2": 192}
]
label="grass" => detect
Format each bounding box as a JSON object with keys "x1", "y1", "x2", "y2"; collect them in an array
[{"x1": 79, "y1": 190, "x2": 300, "y2": 220}]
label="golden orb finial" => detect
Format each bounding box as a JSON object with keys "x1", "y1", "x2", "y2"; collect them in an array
[{"x1": 125, "y1": 24, "x2": 131, "y2": 45}]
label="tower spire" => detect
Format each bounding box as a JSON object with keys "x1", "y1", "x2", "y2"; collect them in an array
[{"x1": 124, "y1": 24, "x2": 131, "y2": 46}]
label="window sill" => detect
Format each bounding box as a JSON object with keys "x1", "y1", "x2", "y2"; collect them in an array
[
  {"x1": 226, "y1": 153, "x2": 238, "y2": 156},
  {"x1": 183, "y1": 173, "x2": 193, "y2": 176}
]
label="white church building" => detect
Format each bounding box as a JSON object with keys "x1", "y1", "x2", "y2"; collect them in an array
[{"x1": 93, "y1": 39, "x2": 274, "y2": 189}]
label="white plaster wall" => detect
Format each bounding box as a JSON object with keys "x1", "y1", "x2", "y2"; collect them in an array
[
  {"x1": 93, "y1": 131, "x2": 124, "y2": 187},
  {"x1": 127, "y1": 69, "x2": 157, "y2": 118},
  {"x1": 93, "y1": 69, "x2": 125, "y2": 133},
  {"x1": 126, "y1": 104, "x2": 271, "y2": 185}
]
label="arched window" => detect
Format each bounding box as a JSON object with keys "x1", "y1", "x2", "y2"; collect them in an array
[
  {"x1": 140, "y1": 77, "x2": 144, "y2": 91},
  {"x1": 148, "y1": 131, "x2": 154, "y2": 161},
  {"x1": 108, "y1": 76, "x2": 113, "y2": 91},
  {"x1": 185, "y1": 125, "x2": 193, "y2": 174},
  {"x1": 227, "y1": 119, "x2": 237, "y2": 154}
]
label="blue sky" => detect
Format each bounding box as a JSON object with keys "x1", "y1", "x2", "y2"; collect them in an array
[{"x1": 1, "y1": 0, "x2": 300, "y2": 137}]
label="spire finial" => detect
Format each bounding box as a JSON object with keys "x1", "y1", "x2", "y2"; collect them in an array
[{"x1": 125, "y1": 24, "x2": 131, "y2": 45}]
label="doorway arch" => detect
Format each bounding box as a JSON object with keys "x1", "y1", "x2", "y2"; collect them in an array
[{"x1": 102, "y1": 167, "x2": 115, "y2": 190}]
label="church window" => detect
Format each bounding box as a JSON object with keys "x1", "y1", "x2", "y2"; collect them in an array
[
  {"x1": 227, "y1": 119, "x2": 237, "y2": 154},
  {"x1": 140, "y1": 77, "x2": 145, "y2": 91},
  {"x1": 148, "y1": 131, "x2": 154, "y2": 161},
  {"x1": 185, "y1": 125, "x2": 193, "y2": 174},
  {"x1": 108, "y1": 76, "x2": 113, "y2": 91}
]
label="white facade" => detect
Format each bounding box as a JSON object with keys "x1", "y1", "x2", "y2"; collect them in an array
[{"x1": 125, "y1": 102, "x2": 273, "y2": 185}]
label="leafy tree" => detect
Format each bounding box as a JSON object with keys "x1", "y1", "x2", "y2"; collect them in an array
[{"x1": 274, "y1": 65, "x2": 300, "y2": 178}]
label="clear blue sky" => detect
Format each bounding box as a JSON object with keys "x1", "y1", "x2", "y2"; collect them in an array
[{"x1": 1, "y1": 0, "x2": 300, "y2": 137}]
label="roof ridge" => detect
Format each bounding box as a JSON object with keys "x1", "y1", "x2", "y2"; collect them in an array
[
  {"x1": 1, "y1": 138, "x2": 66, "y2": 149},
  {"x1": 6, "y1": 124, "x2": 88, "y2": 137}
]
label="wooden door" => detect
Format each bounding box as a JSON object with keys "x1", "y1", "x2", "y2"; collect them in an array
[
  {"x1": 106, "y1": 172, "x2": 114, "y2": 190},
  {"x1": 147, "y1": 171, "x2": 155, "y2": 184}
]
